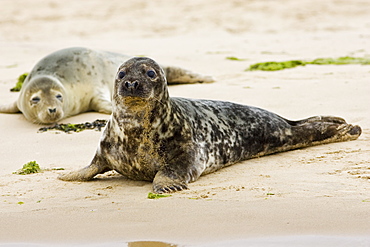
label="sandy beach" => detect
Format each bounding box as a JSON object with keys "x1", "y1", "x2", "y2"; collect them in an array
[{"x1": 0, "y1": 0, "x2": 369, "y2": 246}]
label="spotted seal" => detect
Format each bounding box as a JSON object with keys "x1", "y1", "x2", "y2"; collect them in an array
[
  {"x1": 58, "y1": 57, "x2": 362, "y2": 193},
  {"x1": 0, "y1": 47, "x2": 214, "y2": 124}
]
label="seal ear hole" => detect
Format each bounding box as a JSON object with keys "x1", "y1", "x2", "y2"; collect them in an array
[
  {"x1": 31, "y1": 96, "x2": 40, "y2": 104},
  {"x1": 147, "y1": 70, "x2": 156, "y2": 78},
  {"x1": 118, "y1": 71, "x2": 126, "y2": 79}
]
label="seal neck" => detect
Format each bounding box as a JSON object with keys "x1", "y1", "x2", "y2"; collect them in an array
[{"x1": 112, "y1": 89, "x2": 172, "y2": 131}]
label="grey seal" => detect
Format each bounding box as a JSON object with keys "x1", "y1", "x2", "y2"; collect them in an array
[
  {"x1": 58, "y1": 57, "x2": 362, "y2": 193},
  {"x1": 0, "y1": 47, "x2": 214, "y2": 124}
]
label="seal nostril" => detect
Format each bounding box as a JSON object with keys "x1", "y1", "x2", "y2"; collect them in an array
[
  {"x1": 49, "y1": 108, "x2": 56, "y2": 113},
  {"x1": 124, "y1": 81, "x2": 139, "y2": 90},
  {"x1": 133, "y1": 81, "x2": 139, "y2": 89}
]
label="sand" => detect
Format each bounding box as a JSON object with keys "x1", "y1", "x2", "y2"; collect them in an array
[{"x1": 0, "y1": 0, "x2": 369, "y2": 246}]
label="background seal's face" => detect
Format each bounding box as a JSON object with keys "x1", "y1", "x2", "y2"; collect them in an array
[
  {"x1": 21, "y1": 76, "x2": 65, "y2": 124},
  {"x1": 114, "y1": 57, "x2": 166, "y2": 105}
]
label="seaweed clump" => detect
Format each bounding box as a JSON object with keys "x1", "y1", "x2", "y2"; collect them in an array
[
  {"x1": 14, "y1": 161, "x2": 41, "y2": 175},
  {"x1": 38, "y1": 119, "x2": 107, "y2": 133},
  {"x1": 309, "y1": 56, "x2": 370, "y2": 65},
  {"x1": 147, "y1": 192, "x2": 172, "y2": 199},
  {"x1": 246, "y1": 56, "x2": 370, "y2": 71},
  {"x1": 249, "y1": 60, "x2": 305, "y2": 71},
  {"x1": 10, "y1": 72, "x2": 29, "y2": 92}
]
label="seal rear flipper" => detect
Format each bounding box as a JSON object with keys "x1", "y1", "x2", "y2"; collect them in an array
[
  {"x1": 0, "y1": 101, "x2": 20, "y2": 113},
  {"x1": 286, "y1": 115, "x2": 347, "y2": 126},
  {"x1": 153, "y1": 170, "x2": 189, "y2": 194},
  {"x1": 162, "y1": 66, "x2": 215, "y2": 84},
  {"x1": 290, "y1": 120, "x2": 362, "y2": 149}
]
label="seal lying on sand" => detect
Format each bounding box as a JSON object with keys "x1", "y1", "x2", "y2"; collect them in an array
[
  {"x1": 58, "y1": 57, "x2": 362, "y2": 193},
  {"x1": 0, "y1": 47, "x2": 214, "y2": 124}
]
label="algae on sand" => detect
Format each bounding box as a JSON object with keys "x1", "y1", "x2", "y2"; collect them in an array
[
  {"x1": 38, "y1": 119, "x2": 107, "y2": 133},
  {"x1": 10, "y1": 72, "x2": 28, "y2": 92},
  {"x1": 14, "y1": 161, "x2": 41, "y2": 175},
  {"x1": 246, "y1": 56, "x2": 370, "y2": 71},
  {"x1": 248, "y1": 60, "x2": 305, "y2": 71},
  {"x1": 226, "y1": 56, "x2": 248, "y2": 61},
  {"x1": 309, "y1": 56, "x2": 370, "y2": 65},
  {"x1": 147, "y1": 192, "x2": 172, "y2": 199}
]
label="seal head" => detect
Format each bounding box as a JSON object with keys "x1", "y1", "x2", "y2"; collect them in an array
[
  {"x1": 112, "y1": 57, "x2": 172, "y2": 132},
  {"x1": 115, "y1": 57, "x2": 167, "y2": 104},
  {"x1": 18, "y1": 75, "x2": 66, "y2": 124}
]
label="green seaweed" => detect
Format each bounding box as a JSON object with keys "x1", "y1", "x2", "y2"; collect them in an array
[
  {"x1": 147, "y1": 192, "x2": 172, "y2": 199},
  {"x1": 248, "y1": 60, "x2": 306, "y2": 71},
  {"x1": 247, "y1": 56, "x2": 370, "y2": 71},
  {"x1": 51, "y1": 167, "x2": 65, "y2": 170},
  {"x1": 309, "y1": 56, "x2": 370, "y2": 65},
  {"x1": 10, "y1": 72, "x2": 29, "y2": 92},
  {"x1": 38, "y1": 119, "x2": 107, "y2": 133},
  {"x1": 226, "y1": 56, "x2": 247, "y2": 61},
  {"x1": 14, "y1": 161, "x2": 41, "y2": 175}
]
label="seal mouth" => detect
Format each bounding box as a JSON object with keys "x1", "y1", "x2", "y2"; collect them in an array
[
  {"x1": 120, "y1": 90, "x2": 143, "y2": 98},
  {"x1": 118, "y1": 82, "x2": 153, "y2": 101},
  {"x1": 122, "y1": 96, "x2": 149, "y2": 106},
  {"x1": 37, "y1": 110, "x2": 64, "y2": 124}
]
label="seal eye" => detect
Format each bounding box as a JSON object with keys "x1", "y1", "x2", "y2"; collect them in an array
[
  {"x1": 147, "y1": 70, "x2": 156, "y2": 78},
  {"x1": 118, "y1": 71, "x2": 126, "y2": 79},
  {"x1": 56, "y1": 94, "x2": 63, "y2": 101},
  {"x1": 31, "y1": 96, "x2": 40, "y2": 104}
]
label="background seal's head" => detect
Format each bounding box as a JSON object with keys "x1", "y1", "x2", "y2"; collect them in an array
[{"x1": 18, "y1": 75, "x2": 66, "y2": 124}]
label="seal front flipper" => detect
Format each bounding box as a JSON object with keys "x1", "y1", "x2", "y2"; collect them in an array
[
  {"x1": 152, "y1": 141, "x2": 201, "y2": 194},
  {"x1": 153, "y1": 169, "x2": 189, "y2": 194},
  {"x1": 0, "y1": 101, "x2": 20, "y2": 113},
  {"x1": 58, "y1": 155, "x2": 111, "y2": 181}
]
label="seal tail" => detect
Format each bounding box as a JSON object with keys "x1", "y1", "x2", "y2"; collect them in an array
[
  {"x1": 0, "y1": 101, "x2": 20, "y2": 113},
  {"x1": 287, "y1": 116, "x2": 361, "y2": 149}
]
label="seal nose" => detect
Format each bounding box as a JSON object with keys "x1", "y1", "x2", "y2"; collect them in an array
[
  {"x1": 48, "y1": 108, "x2": 57, "y2": 114},
  {"x1": 124, "y1": 80, "x2": 139, "y2": 90}
]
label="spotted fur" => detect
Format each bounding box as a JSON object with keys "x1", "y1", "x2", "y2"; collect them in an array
[{"x1": 59, "y1": 57, "x2": 362, "y2": 193}]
